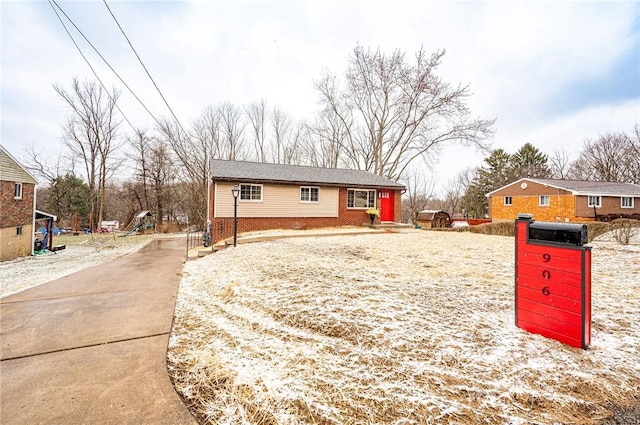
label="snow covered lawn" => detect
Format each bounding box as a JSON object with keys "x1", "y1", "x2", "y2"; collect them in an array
[
  {"x1": 0, "y1": 234, "x2": 154, "y2": 298},
  {"x1": 169, "y1": 231, "x2": 640, "y2": 424}
]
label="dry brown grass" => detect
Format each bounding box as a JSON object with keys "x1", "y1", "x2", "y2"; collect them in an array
[{"x1": 169, "y1": 231, "x2": 640, "y2": 424}]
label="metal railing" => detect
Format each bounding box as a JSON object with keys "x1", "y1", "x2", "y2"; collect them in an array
[{"x1": 185, "y1": 230, "x2": 205, "y2": 261}]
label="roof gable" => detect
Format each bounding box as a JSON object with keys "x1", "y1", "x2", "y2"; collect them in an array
[
  {"x1": 210, "y1": 159, "x2": 405, "y2": 189},
  {"x1": 487, "y1": 178, "x2": 640, "y2": 197},
  {"x1": 0, "y1": 145, "x2": 38, "y2": 184}
]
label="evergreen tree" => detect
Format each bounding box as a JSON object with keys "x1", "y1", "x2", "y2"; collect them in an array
[{"x1": 511, "y1": 142, "x2": 551, "y2": 178}]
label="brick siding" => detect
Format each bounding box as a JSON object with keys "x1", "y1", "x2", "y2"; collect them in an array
[
  {"x1": 490, "y1": 194, "x2": 587, "y2": 222},
  {"x1": 0, "y1": 181, "x2": 34, "y2": 228}
]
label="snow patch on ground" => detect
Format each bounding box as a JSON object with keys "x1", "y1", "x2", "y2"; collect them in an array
[
  {"x1": 0, "y1": 236, "x2": 154, "y2": 298},
  {"x1": 169, "y1": 231, "x2": 640, "y2": 424}
]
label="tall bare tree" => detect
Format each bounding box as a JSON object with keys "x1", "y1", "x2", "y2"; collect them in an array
[
  {"x1": 569, "y1": 126, "x2": 640, "y2": 184},
  {"x1": 218, "y1": 102, "x2": 246, "y2": 160},
  {"x1": 303, "y1": 108, "x2": 348, "y2": 168},
  {"x1": 315, "y1": 46, "x2": 495, "y2": 181},
  {"x1": 245, "y1": 100, "x2": 268, "y2": 162},
  {"x1": 549, "y1": 148, "x2": 573, "y2": 179},
  {"x1": 54, "y1": 78, "x2": 121, "y2": 228}
]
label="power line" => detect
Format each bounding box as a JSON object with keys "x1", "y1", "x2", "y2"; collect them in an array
[
  {"x1": 102, "y1": 0, "x2": 190, "y2": 139},
  {"x1": 47, "y1": 0, "x2": 136, "y2": 131},
  {"x1": 49, "y1": 0, "x2": 165, "y2": 132}
]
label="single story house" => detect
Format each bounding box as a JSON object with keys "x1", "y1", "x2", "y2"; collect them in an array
[
  {"x1": 486, "y1": 178, "x2": 640, "y2": 222},
  {"x1": 0, "y1": 145, "x2": 38, "y2": 261},
  {"x1": 416, "y1": 210, "x2": 451, "y2": 229},
  {"x1": 208, "y1": 159, "x2": 405, "y2": 242}
]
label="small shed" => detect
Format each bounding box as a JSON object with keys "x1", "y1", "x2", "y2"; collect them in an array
[{"x1": 417, "y1": 210, "x2": 451, "y2": 229}]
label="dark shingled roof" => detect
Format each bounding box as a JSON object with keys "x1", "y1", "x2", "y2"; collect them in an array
[
  {"x1": 528, "y1": 178, "x2": 640, "y2": 196},
  {"x1": 211, "y1": 159, "x2": 405, "y2": 189},
  {"x1": 487, "y1": 178, "x2": 640, "y2": 197}
]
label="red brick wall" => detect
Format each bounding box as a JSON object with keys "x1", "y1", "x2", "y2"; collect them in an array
[
  {"x1": 0, "y1": 181, "x2": 34, "y2": 228},
  {"x1": 209, "y1": 187, "x2": 403, "y2": 243}
]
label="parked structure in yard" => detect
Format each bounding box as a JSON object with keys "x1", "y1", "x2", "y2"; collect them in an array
[
  {"x1": 487, "y1": 178, "x2": 640, "y2": 222},
  {"x1": 0, "y1": 145, "x2": 38, "y2": 261},
  {"x1": 416, "y1": 210, "x2": 451, "y2": 229},
  {"x1": 208, "y1": 159, "x2": 405, "y2": 243}
]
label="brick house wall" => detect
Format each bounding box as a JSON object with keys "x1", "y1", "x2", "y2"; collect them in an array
[
  {"x1": 489, "y1": 179, "x2": 640, "y2": 222},
  {"x1": 0, "y1": 181, "x2": 35, "y2": 261},
  {"x1": 209, "y1": 185, "x2": 403, "y2": 243}
]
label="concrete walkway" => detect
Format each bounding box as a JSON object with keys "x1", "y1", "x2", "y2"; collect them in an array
[{"x1": 0, "y1": 237, "x2": 197, "y2": 425}]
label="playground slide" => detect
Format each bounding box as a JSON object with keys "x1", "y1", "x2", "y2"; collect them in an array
[{"x1": 122, "y1": 223, "x2": 142, "y2": 237}]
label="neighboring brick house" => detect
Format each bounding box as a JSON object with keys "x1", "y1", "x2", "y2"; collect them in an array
[
  {"x1": 487, "y1": 178, "x2": 640, "y2": 223},
  {"x1": 208, "y1": 159, "x2": 405, "y2": 242},
  {"x1": 0, "y1": 145, "x2": 38, "y2": 261}
]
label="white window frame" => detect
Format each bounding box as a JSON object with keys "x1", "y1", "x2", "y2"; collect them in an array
[
  {"x1": 347, "y1": 189, "x2": 376, "y2": 209},
  {"x1": 239, "y1": 184, "x2": 262, "y2": 202},
  {"x1": 621, "y1": 197, "x2": 634, "y2": 208},
  {"x1": 539, "y1": 195, "x2": 550, "y2": 207},
  {"x1": 588, "y1": 195, "x2": 601, "y2": 208},
  {"x1": 504, "y1": 196, "x2": 513, "y2": 206},
  {"x1": 16, "y1": 226, "x2": 23, "y2": 236},
  {"x1": 300, "y1": 186, "x2": 319, "y2": 203},
  {"x1": 14, "y1": 182, "x2": 23, "y2": 200}
]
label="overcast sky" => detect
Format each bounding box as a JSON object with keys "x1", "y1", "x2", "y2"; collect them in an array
[{"x1": 1, "y1": 0, "x2": 638, "y2": 195}]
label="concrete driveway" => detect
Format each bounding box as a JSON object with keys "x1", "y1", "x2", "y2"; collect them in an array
[{"x1": 0, "y1": 237, "x2": 197, "y2": 425}]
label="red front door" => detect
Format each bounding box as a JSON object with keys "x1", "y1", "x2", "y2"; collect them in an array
[{"x1": 379, "y1": 190, "x2": 394, "y2": 222}]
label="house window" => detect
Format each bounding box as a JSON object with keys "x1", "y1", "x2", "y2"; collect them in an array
[
  {"x1": 621, "y1": 197, "x2": 634, "y2": 208},
  {"x1": 539, "y1": 195, "x2": 550, "y2": 206},
  {"x1": 347, "y1": 189, "x2": 376, "y2": 209},
  {"x1": 240, "y1": 184, "x2": 262, "y2": 201},
  {"x1": 16, "y1": 226, "x2": 23, "y2": 236},
  {"x1": 504, "y1": 196, "x2": 513, "y2": 206},
  {"x1": 14, "y1": 183, "x2": 23, "y2": 199},
  {"x1": 300, "y1": 186, "x2": 319, "y2": 203},
  {"x1": 588, "y1": 195, "x2": 601, "y2": 208}
]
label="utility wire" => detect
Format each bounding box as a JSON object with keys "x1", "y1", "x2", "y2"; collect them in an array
[
  {"x1": 50, "y1": 0, "x2": 165, "y2": 132},
  {"x1": 102, "y1": 0, "x2": 190, "y2": 139},
  {"x1": 48, "y1": 0, "x2": 136, "y2": 131}
]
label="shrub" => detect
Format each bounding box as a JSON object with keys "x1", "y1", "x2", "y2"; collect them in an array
[
  {"x1": 469, "y1": 222, "x2": 514, "y2": 237},
  {"x1": 585, "y1": 222, "x2": 612, "y2": 243},
  {"x1": 610, "y1": 219, "x2": 640, "y2": 245}
]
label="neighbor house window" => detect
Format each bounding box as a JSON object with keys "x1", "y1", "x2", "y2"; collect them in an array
[
  {"x1": 621, "y1": 197, "x2": 634, "y2": 208},
  {"x1": 300, "y1": 186, "x2": 319, "y2": 203},
  {"x1": 588, "y1": 195, "x2": 601, "y2": 208},
  {"x1": 504, "y1": 196, "x2": 513, "y2": 206},
  {"x1": 14, "y1": 183, "x2": 22, "y2": 199},
  {"x1": 539, "y1": 195, "x2": 550, "y2": 206},
  {"x1": 16, "y1": 226, "x2": 23, "y2": 236},
  {"x1": 240, "y1": 184, "x2": 262, "y2": 201},
  {"x1": 347, "y1": 189, "x2": 376, "y2": 208}
]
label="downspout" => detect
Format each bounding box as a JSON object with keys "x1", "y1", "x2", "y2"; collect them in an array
[{"x1": 31, "y1": 183, "x2": 37, "y2": 256}]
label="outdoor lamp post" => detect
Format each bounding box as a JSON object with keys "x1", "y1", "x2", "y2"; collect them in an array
[{"x1": 231, "y1": 185, "x2": 240, "y2": 247}]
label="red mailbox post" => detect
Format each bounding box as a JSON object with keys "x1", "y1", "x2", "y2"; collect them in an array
[{"x1": 515, "y1": 214, "x2": 591, "y2": 349}]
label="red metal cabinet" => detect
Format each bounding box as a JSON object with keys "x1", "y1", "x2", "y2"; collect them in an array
[{"x1": 515, "y1": 215, "x2": 591, "y2": 349}]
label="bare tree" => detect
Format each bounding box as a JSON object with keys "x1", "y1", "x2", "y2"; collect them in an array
[
  {"x1": 245, "y1": 100, "x2": 268, "y2": 162},
  {"x1": 401, "y1": 171, "x2": 436, "y2": 224},
  {"x1": 440, "y1": 168, "x2": 474, "y2": 217},
  {"x1": 314, "y1": 46, "x2": 495, "y2": 181},
  {"x1": 54, "y1": 78, "x2": 121, "y2": 228},
  {"x1": 549, "y1": 148, "x2": 573, "y2": 179},
  {"x1": 158, "y1": 117, "x2": 209, "y2": 228},
  {"x1": 218, "y1": 102, "x2": 246, "y2": 160},
  {"x1": 303, "y1": 108, "x2": 347, "y2": 168},
  {"x1": 569, "y1": 127, "x2": 639, "y2": 184}
]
